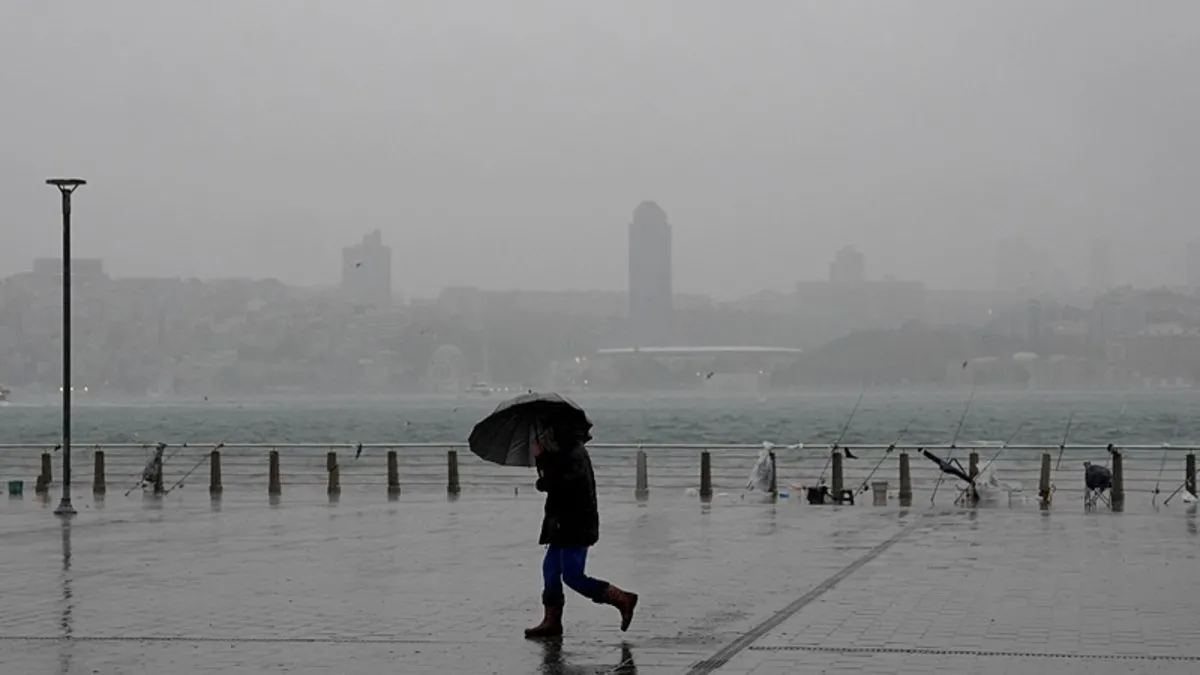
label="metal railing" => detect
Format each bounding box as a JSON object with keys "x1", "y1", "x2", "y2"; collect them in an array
[{"x1": 1, "y1": 442, "x2": 1196, "y2": 506}]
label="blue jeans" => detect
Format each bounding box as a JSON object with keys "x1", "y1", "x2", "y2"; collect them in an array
[{"x1": 542, "y1": 545, "x2": 608, "y2": 606}]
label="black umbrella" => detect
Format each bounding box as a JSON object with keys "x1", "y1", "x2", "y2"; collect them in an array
[
  {"x1": 468, "y1": 391, "x2": 592, "y2": 467},
  {"x1": 921, "y1": 448, "x2": 973, "y2": 484}
]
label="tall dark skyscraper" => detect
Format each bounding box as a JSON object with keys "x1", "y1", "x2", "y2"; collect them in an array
[
  {"x1": 341, "y1": 230, "x2": 393, "y2": 307},
  {"x1": 829, "y1": 245, "x2": 866, "y2": 285},
  {"x1": 628, "y1": 201, "x2": 672, "y2": 346}
]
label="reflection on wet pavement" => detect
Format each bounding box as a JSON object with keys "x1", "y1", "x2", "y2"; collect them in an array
[{"x1": 0, "y1": 489, "x2": 1196, "y2": 673}]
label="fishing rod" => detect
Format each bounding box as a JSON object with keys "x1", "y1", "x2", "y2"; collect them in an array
[
  {"x1": 929, "y1": 382, "x2": 977, "y2": 505},
  {"x1": 856, "y1": 412, "x2": 920, "y2": 496},
  {"x1": 123, "y1": 442, "x2": 169, "y2": 496},
  {"x1": 164, "y1": 441, "x2": 226, "y2": 495},
  {"x1": 956, "y1": 420, "x2": 1026, "y2": 505},
  {"x1": 818, "y1": 385, "x2": 866, "y2": 484},
  {"x1": 1162, "y1": 449, "x2": 1198, "y2": 505},
  {"x1": 1105, "y1": 404, "x2": 1128, "y2": 470},
  {"x1": 1152, "y1": 420, "x2": 1182, "y2": 506},
  {"x1": 1046, "y1": 413, "x2": 1074, "y2": 506}
]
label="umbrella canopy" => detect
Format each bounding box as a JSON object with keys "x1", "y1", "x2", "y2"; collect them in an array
[
  {"x1": 921, "y1": 448, "x2": 973, "y2": 484},
  {"x1": 468, "y1": 391, "x2": 593, "y2": 467}
]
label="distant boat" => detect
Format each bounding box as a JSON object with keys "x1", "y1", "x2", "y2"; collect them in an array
[
  {"x1": 466, "y1": 380, "x2": 492, "y2": 396},
  {"x1": 0, "y1": 384, "x2": 10, "y2": 405}
]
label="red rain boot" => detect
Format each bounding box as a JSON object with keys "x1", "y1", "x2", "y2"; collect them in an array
[{"x1": 524, "y1": 604, "x2": 564, "y2": 639}]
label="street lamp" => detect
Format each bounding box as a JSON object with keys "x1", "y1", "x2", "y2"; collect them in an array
[{"x1": 46, "y1": 178, "x2": 86, "y2": 517}]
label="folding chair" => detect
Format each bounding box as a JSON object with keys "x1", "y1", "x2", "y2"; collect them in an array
[{"x1": 1083, "y1": 461, "x2": 1112, "y2": 510}]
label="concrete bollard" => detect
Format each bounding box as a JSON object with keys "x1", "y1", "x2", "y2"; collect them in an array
[
  {"x1": 268, "y1": 450, "x2": 282, "y2": 496},
  {"x1": 699, "y1": 451, "x2": 713, "y2": 500},
  {"x1": 1038, "y1": 453, "x2": 1051, "y2": 507},
  {"x1": 93, "y1": 450, "x2": 106, "y2": 495},
  {"x1": 209, "y1": 450, "x2": 223, "y2": 495},
  {"x1": 968, "y1": 451, "x2": 980, "y2": 480},
  {"x1": 635, "y1": 450, "x2": 648, "y2": 499},
  {"x1": 447, "y1": 450, "x2": 461, "y2": 495},
  {"x1": 831, "y1": 452, "x2": 844, "y2": 501},
  {"x1": 898, "y1": 452, "x2": 912, "y2": 506},
  {"x1": 872, "y1": 481, "x2": 888, "y2": 506},
  {"x1": 387, "y1": 450, "x2": 401, "y2": 496},
  {"x1": 40, "y1": 452, "x2": 53, "y2": 490},
  {"x1": 1186, "y1": 452, "x2": 1196, "y2": 498},
  {"x1": 1111, "y1": 452, "x2": 1124, "y2": 512}
]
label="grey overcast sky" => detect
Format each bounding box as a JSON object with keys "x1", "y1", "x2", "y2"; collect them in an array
[{"x1": 3, "y1": 1, "x2": 1197, "y2": 299}]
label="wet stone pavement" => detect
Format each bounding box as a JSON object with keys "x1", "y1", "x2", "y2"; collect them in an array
[{"x1": 0, "y1": 487, "x2": 1198, "y2": 674}]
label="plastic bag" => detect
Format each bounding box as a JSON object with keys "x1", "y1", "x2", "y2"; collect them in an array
[{"x1": 746, "y1": 450, "x2": 774, "y2": 492}]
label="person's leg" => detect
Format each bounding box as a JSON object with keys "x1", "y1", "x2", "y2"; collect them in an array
[
  {"x1": 561, "y1": 546, "x2": 640, "y2": 632},
  {"x1": 559, "y1": 547, "x2": 608, "y2": 599},
  {"x1": 526, "y1": 546, "x2": 565, "y2": 638},
  {"x1": 541, "y1": 545, "x2": 565, "y2": 607}
]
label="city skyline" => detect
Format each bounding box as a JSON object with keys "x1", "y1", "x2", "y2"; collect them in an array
[{"x1": 5, "y1": 3, "x2": 1199, "y2": 299}]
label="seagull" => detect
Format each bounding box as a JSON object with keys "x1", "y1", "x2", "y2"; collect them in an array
[{"x1": 355, "y1": 261, "x2": 363, "y2": 268}]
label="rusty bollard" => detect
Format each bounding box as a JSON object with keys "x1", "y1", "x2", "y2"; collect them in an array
[
  {"x1": 37, "y1": 452, "x2": 52, "y2": 493},
  {"x1": 387, "y1": 450, "x2": 401, "y2": 497},
  {"x1": 831, "y1": 451, "x2": 844, "y2": 501},
  {"x1": 1111, "y1": 452, "x2": 1124, "y2": 512},
  {"x1": 1186, "y1": 452, "x2": 1196, "y2": 499},
  {"x1": 1038, "y1": 453, "x2": 1051, "y2": 509},
  {"x1": 209, "y1": 450, "x2": 223, "y2": 495},
  {"x1": 699, "y1": 451, "x2": 713, "y2": 500},
  {"x1": 93, "y1": 450, "x2": 106, "y2": 495},
  {"x1": 326, "y1": 451, "x2": 340, "y2": 496},
  {"x1": 447, "y1": 450, "x2": 461, "y2": 495},
  {"x1": 768, "y1": 451, "x2": 778, "y2": 497},
  {"x1": 898, "y1": 452, "x2": 912, "y2": 506},
  {"x1": 268, "y1": 450, "x2": 282, "y2": 496},
  {"x1": 635, "y1": 450, "x2": 648, "y2": 500}
]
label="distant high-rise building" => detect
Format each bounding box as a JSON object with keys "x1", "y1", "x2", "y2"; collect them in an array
[
  {"x1": 628, "y1": 201, "x2": 672, "y2": 346},
  {"x1": 1088, "y1": 238, "x2": 1113, "y2": 294},
  {"x1": 829, "y1": 246, "x2": 866, "y2": 285},
  {"x1": 1188, "y1": 240, "x2": 1200, "y2": 291},
  {"x1": 341, "y1": 230, "x2": 392, "y2": 306}
]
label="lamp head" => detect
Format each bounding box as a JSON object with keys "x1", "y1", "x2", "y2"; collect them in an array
[{"x1": 46, "y1": 178, "x2": 87, "y2": 191}]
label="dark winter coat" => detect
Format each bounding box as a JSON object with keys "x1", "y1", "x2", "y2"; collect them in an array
[{"x1": 535, "y1": 443, "x2": 600, "y2": 547}]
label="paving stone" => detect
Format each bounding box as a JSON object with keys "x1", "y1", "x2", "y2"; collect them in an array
[{"x1": 0, "y1": 489, "x2": 1197, "y2": 673}]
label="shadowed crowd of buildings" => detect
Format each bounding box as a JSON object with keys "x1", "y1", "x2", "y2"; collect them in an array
[{"x1": 4, "y1": 202, "x2": 1200, "y2": 395}]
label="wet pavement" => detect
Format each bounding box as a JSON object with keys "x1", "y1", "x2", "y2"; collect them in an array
[{"x1": 0, "y1": 488, "x2": 1198, "y2": 674}]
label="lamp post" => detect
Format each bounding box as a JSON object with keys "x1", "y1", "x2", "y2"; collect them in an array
[{"x1": 46, "y1": 178, "x2": 86, "y2": 518}]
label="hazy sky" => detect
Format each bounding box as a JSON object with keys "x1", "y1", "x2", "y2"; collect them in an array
[{"x1": 3, "y1": 1, "x2": 1198, "y2": 299}]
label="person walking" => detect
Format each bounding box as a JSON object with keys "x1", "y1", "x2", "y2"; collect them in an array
[{"x1": 524, "y1": 420, "x2": 638, "y2": 638}]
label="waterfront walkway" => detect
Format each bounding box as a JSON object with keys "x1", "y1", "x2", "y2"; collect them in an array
[{"x1": 1, "y1": 489, "x2": 1198, "y2": 674}]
